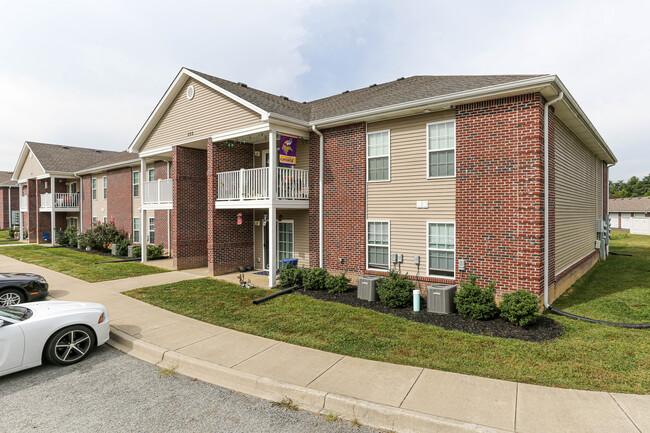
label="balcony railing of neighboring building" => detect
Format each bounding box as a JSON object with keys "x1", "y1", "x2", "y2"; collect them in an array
[
  {"x1": 39, "y1": 193, "x2": 79, "y2": 210},
  {"x1": 216, "y1": 167, "x2": 309, "y2": 201},
  {"x1": 143, "y1": 179, "x2": 173, "y2": 206}
]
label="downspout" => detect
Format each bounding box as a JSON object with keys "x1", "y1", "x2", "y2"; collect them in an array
[
  {"x1": 543, "y1": 91, "x2": 564, "y2": 309},
  {"x1": 311, "y1": 125, "x2": 324, "y2": 268}
]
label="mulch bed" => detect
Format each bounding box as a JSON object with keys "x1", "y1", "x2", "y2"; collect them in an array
[{"x1": 298, "y1": 288, "x2": 565, "y2": 343}]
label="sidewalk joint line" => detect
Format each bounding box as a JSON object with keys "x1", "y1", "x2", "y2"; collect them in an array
[
  {"x1": 305, "y1": 355, "x2": 345, "y2": 388},
  {"x1": 175, "y1": 331, "x2": 231, "y2": 351},
  {"x1": 609, "y1": 393, "x2": 642, "y2": 433},
  {"x1": 513, "y1": 382, "x2": 519, "y2": 432},
  {"x1": 231, "y1": 342, "x2": 280, "y2": 368},
  {"x1": 398, "y1": 367, "x2": 424, "y2": 408}
]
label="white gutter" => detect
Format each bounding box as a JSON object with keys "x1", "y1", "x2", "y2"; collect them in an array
[
  {"x1": 311, "y1": 125, "x2": 324, "y2": 268},
  {"x1": 75, "y1": 174, "x2": 84, "y2": 231},
  {"x1": 74, "y1": 159, "x2": 140, "y2": 176},
  {"x1": 544, "y1": 91, "x2": 564, "y2": 309}
]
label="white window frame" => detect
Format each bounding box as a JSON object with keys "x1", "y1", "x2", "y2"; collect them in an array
[
  {"x1": 426, "y1": 119, "x2": 456, "y2": 179},
  {"x1": 103, "y1": 216, "x2": 108, "y2": 224},
  {"x1": 69, "y1": 182, "x2": 78, "y2": 194},
  {"x1": 148, "y1": 217, "x2": 155, "y2": 245},
  {"x1": 92, "y1": 178, "x2": 97, "y2": 200},
  {"x1": 148, "y1": 168, "x2": 155, "y2": 182},
  {"x1": 133, "y1": 217, "x2": 140, "y2": 244},
  {"x1": 366, "y1": 130, "x2": 391, "y2": 182},
  {"x1": 133, "y1": 170, "x2": 140, "y2": 198},
  {"x1": 102, "y1": 176, "x2": 107, "y2": 199},
  {"x1": 68, "y1": 217, "x2": 78, "y2": 229},
  {"x1": 92, "y1": 216, "x2": 98, "y2": 224},
  {"x1": 276, "y1": 219, "x2": 294, "y2": 268},
  {"x1": 426, "y1": 221, "x2": 455, "y2": 280},
  {"x1": 366, "y1": 220, "x2": 390, "y2": 271}
]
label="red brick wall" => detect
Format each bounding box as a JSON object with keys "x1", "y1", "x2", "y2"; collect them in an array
[
  {"x1": 456, "y1": 93, "x2": 546, "y2": 298},
  {"x1": 36, "y1": 179, "x2": 51, "y2": 243},
  {"x1": 207, "y1": 142, "x2": 254, "y2": 275},
  {"x1": 153, "y1": 160, "x2": 170, "y2": 251},
  {"x1": 0, "y1": 187, "x2": 17, "y2": 230},
  {"x1": 26, "y1": 180, "x2": 37, "y2": 242},
  {"x1": 107, "y1": 166, "x2": 133, "y2": 233},
  {"x1": 173, "y1": 146, "x2": 207, "y2": 269},
  {"x1": 308, "y1": 123, "x2": 367, "y2": 277},
  {"x1": 81, "y1": 175, "x2": 92, "y2": 231}
]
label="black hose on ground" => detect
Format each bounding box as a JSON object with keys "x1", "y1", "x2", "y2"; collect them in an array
[
  {"x1": 253, "y1": 285, "x2": 300, "y2": 305},
  {"x1": 547, "y1": 306, "x2": 650, "y2": 329},
  {"x1": 609, "y1": 252, "x2": 633, "y2": 256}
]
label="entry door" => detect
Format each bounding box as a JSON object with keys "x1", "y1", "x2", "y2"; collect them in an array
[
  {"x1": 262, "y1": 150, "x2": 270, "y2": 168},
  {"x1": 263, "y1": 222, "x2": 269, "y2": 269},
  {"x1": 277, "y1": 221, "x2": 294, "y2": 268}
]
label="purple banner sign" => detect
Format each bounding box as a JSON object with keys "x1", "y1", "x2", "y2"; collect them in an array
[{"x1": 278, "y1": 134, "x2": 297, "y2": 165}]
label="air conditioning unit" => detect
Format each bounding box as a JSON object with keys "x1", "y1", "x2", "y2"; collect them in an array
[
  {"x1": 358, "y1": 275, "x2": 380, "y2": 301},
  {"x1": 427, "y1": 284, "x2": 457, "y2": 314}
]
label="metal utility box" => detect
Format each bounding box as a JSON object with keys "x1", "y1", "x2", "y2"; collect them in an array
[
  {"x1": 358, "y1": 275, "x2": 381, "y2": 301},
  {"x1": 427, "y1": 284, "x2": 457, "y2": 314}
]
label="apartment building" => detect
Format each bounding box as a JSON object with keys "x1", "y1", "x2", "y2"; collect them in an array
[
  {"x1": 0, "y1": 171, "x2": 19, "y2": 230},
  {"x1": 11, "y1": 68, "x2": 616, "y2": 303}
]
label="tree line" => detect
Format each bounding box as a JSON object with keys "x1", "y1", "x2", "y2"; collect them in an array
[{"x1": 609, "y1": 174, "x2": 650, "y2": 198}]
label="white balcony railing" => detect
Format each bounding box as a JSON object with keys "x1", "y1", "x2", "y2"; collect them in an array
[
  {"x1": 143, "y1": 179, "x2": 173, "y2": 206},
  {"x1": 39, "y1": 193, "x2": 79, "y2": 210},
  {"x1": 20, "y1": 195, "x2": 28, "y2": 211},
  {"x1": 217, "y1": 167, "x2": 309, "y2": 201}
]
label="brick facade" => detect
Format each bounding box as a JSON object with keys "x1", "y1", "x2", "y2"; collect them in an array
[
  {"x1": 153, "y1": 160, "x2": 171, "y2": 252},
  {"x1": 36, "y1": 179, "x2": 51, "y2": 243},
  {"x1": 0, "y1": 187, "x2": 19, "y2": 230},
  {"x1": 81, "y1": 175, "x2": 93, "y2": 231},
  {"x1": 207, "y1": 142, "x2": 254, "y2": 275},
  {"x1": 107, "y1": 166, "x2": 133, "y2": 233},
  {"x1": 456, "y1": 93, "x2": 546, "y2": 297},
  {"x1": 172, "y1": 146, "x2": 208, "y2": 270},
  {"x1": 308, "y1": 123, "x2": 367, "y2": 279},
  {"x1": 26, "y1": 180, "x2": 37, "y2": 242}
]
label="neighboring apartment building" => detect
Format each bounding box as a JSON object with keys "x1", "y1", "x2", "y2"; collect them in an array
[
  {"x1": 10, "y1": 68, "x2": 616, "y2": 304},
  {"x1": 0, "y1": 171, "x2": 19, "y2": 230},
  {"x1": 609, "y1": 196, "x2": 650, "y2": 230}
]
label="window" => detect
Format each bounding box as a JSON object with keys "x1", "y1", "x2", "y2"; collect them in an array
[
  {"x1": 103, "y1": 217, "x2": 108, "y2": 224},
  {"x1": 70, "y1": 182, "x2": 78, "y2": 194},
  {"x1": 277, "y1": 221, "x2": 294, "y2": 267},
  {"x1": 148, "y1": 169, "x2": 155, "y2": 182},
  {"x1": 92, "y1": 216, "x2": 98, "y2": 224},
  {"x1": 148, "y1": 217, "x2": 155, "y2": 245},
  {"x1": 133, "y1": 171, "x2": 140, "y2": 197},
  {"x1": 69, "y1": 217, "x2": 78, "y2": 228},
  {"x1": 92, "y1": 178, "x2": 97, "y2": 200},
  {"x1": 367, "y1": 130, "x2": 390, "y2": 181},
  {"x1": 427, "y1": 120, "x2": 455, "y2": 178},
  {"x1": 103, "y1": 176, "x2": 107, "y2": 199},
  {"x1": 427, "y1": 222, "x2": 455, "y2": 278},
  {"x1": 367, "y1": 221, "x2": 389, "y2": 270},
  {"x1": 133, "y1": 218, "x2": 140, "y2": 243}
]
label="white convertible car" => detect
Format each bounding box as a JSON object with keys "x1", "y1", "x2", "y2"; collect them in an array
[{"x1": 0, "y1": 301, "x2": 110, "y2": 377}]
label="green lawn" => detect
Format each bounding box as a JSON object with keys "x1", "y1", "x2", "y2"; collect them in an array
[
  {"x1": 0, "y1": 245, "x2": 168, "y2": 282},
  {"x1": 0, "y1": 230, "x2": 19, "y2": 244},
  {"x1": 126, "y1": 234, "x2": 649, "y2": 394}
]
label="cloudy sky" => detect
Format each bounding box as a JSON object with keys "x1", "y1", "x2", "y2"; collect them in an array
[{"x1": 0, "y1": 0, "x2": 647, "y2": 181}]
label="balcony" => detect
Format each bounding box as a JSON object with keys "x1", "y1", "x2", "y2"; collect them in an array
[
  {"x1": 215, "y1": 167, "x2": 309, "y2": 209},
  {"x1": 40, "y1": 193, "x2": 79, "y2": 212},
  {"x1": 20, "y1": 195, "x2": 28, "y2": 212},
  {"x1": 142, "y1": 179, "x2": 173, "y2": 210}
]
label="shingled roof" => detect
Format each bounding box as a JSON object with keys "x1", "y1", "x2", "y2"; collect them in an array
[
  {"x1": 26, "y1": 142, "x2": 124, "y2": 173},
  {"x1": 0, "y1": 171, "x2": 16, "y2": 186},
  {"x1": 189, "y1": 69, "x2": 543, "y2": 121},
  {"x1": 79, "y1": 151, "x2": 139, "y2": 173},
  {"x1": 609, "y1": 197, "x2": 650, "y2": 212}
]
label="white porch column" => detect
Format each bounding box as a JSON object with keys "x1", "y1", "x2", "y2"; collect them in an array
[
  {"x1": 19, "y1": 195, "x2": 23, "y2": 241},
  {"x1": 268, "y1": 130, "x2": 277, "y2": 287},
  {"x1": 140, "y1": 158, "x2": 147, "y2": 263},
  {"x1": 50, "y1": 177, "x2": 56, "y2": 245}
]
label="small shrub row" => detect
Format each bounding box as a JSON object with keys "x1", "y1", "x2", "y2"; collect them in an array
[
  {"x1": 133, "y1": 244, "x2": 164, "y2": 259},
  {"x1": 377, "y1": 270, "x2": 414, "y2": 308},
  {"x1": 278, "y1": 266, "x2": 351, "y2": 294},
  {"x1": 75, "y1": 221, "x2": 130, "y2": 252}
]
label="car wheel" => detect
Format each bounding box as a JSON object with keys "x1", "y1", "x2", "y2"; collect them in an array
[
  {"x1": 45, "y1": 325, "x2": 96, "y2": 366},
  {"x1": 0, "y1": 289, "x2": 25, "y2": 306}
]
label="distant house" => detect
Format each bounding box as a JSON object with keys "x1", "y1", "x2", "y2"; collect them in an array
[
  {"x1": 609, "y1": 197, "x2": 650, "y2": 230},
  {"x1": 0, "y1": 171, "x2": 19, "y2": 231}
]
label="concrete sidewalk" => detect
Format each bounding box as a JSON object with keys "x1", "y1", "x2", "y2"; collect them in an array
[{"x1": 1, "y1": 254, "x2": 648, "y2": 433}]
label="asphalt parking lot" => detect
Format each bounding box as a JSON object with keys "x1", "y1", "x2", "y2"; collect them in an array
[{"x1": 0, "y1": 345, "x2": 376, "y2": 433}]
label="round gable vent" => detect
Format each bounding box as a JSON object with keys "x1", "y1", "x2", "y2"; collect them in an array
[{"x1": 186, "y1": 85, "x2": 195, "y2": 100}]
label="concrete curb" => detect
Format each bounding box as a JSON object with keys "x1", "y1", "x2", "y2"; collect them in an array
[{"x1": 108, "y1": 329, "x2": 509, "y2": 433}]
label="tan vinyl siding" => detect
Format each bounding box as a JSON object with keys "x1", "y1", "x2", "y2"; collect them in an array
[
  {"x1": 367, "y1": 111, "x2": 456, "y2": 276},
  {"x1": 555, "y1": 116, "x2": 603, "y2": 274},
  {"x1": 254, "y1": 209, "x2": 309, "y2": 269},
  {"x1": 140, "y1": 78, "x2": 263, "y2": 153},
  {"x1": 17, "y1": 150, "x2": 45, "y2": 180},
  {"x1": 253, "y1": 139, "x2": 310, "y2": 170},
  {"x1": 91, "y1": 174, "x2": 107, "y2": 222}
]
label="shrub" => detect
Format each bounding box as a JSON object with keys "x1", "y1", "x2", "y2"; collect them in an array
[
  {"x1": 454, "y1": 274, "x2": 499, "y2": 320},
  {"x1": 57, "y1": 225, "x2": 78, "y2": 247},
  {"x1": 500, "y1": 290, "x2": 540, "y2": 327},
  {"x1": 325, "y1": 272, "x2": 351, "y2": 293},
  {"x1": 115, "y1": 238, "x2": 131, "y2": 257},
  {"x1": 376, "y1": 270, "x2": 415, "y2": 308},
  {"x1": 610, "y1": 231, "x2": 630, "y2": 240},
  {"x1": 133, "y1": 244, "x2": 164, "y2": 259},
  {"x1": 77, "y1": 221, "x2": 129, "y2": 252},
  {"x1": 302, "y1": 267, "x2": 329, "y2": 291},
  {"x1": 8, "y1": 227, "x2": 17, "y2": 239},
  {"x1": 278, "y1": 265, "x2": 304, "y2": 287}
]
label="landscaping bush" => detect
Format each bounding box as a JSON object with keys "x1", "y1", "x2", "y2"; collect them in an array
[
  {"x1": 8, "y1": 227, "x2": 18, "y2": 239},
  {"x1": 302, "y1": 267, "x2": 329, "y2": 290},
  {"x1": 325, "y1": 272, "x2": 351, "y2": 293},
  {"x1": 133, "y1": 244, "x2": 164, "y2": 259},
  {"x1": 57, "y1": 225, "x2": 78, "y2": 247},
  {"x1": 610, "y1": 231, "x2": 630, "y2": 240},
  {"x1": 115, "y1": 238, "x2": 131, "y2": 257},
  {"x1": 454, "y1": 274, "x2": 499, "y2": 320},
  {"x1": 77, "y1": 221, "x2": 129, "y2": 252},
  {"x1": 278, "y1": 265, "x2": 304, "y2": 287},
  {"x1": 500, "y1": 290, "x2": 540, "y2": 327},
  {"x1": 376, "y1": 270, "x2": 415, "y2": 308}
]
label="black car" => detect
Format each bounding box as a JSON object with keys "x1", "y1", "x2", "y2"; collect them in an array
[{"x1": 0, "y1": 273, "x2": 49, "y2": 306}]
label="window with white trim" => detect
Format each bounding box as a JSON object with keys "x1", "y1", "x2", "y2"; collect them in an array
[
  {"x1": 92, "y1": 178, "x2": 97, "y2": 200},
  {"x1": 133, "y1": 171, "x2": 140, "y2": 197},
  {"x1": 103, "y1": 176, "x2": 107, "y2": 199},
  {"x1": 69, "y1": 217, "x2": 78, "y2": 229},
  {"x1": 427, "y1": 120, "x2": 455, "y2": 178},
  {"x1": 367, "y1": 221, "x2": 389, "y2": 270},
  {"x1": 367, "y1": 130, "x2": 390, "y2": 181},
  {"x1": 133, "y1": 217, "x2": 140, "y2": 243},
  {"x1": 103, "y1": 217, "x2": 108, "y2": 224},
  {"x1": 92, "y1": 216, "x2": 98, "y2": 224},
  {"x1": 427, "y1": 222, "x2": 455, "y2": 278},
  {"x1": 148, "y1": 217, "x2": 155, "y2": 245},
  {"x1": 148, "y1": 168, "x2": 155, "y2": 182}
]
